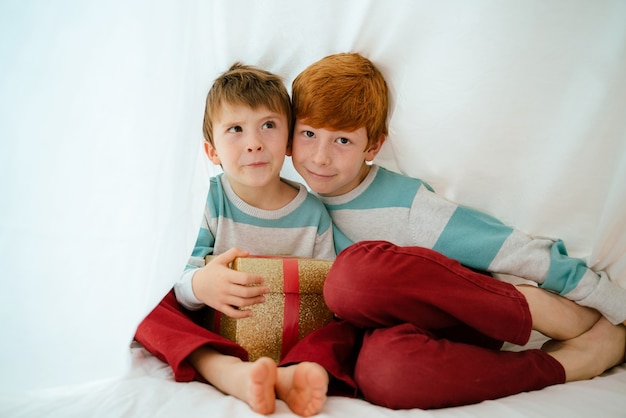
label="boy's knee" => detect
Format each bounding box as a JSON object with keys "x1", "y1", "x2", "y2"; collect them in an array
[
  {"x1": 324, "y1": 242, "x2": 387, "y2": 311},
  {"x1": 326, "y1": 241, "x2": 395, "y2": 287}
]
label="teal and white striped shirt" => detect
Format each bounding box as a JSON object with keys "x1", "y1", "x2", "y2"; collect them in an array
[
  {"x1": 318, "y1": 165, "x2": 626, "y2": 324},
  {"x1": 175, "y1": 174, "x2": 335, "y2": 310}
]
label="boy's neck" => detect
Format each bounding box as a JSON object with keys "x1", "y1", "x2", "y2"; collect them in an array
[{"x1": 227, "y1": 177, "x2": 299, "y2": 210}]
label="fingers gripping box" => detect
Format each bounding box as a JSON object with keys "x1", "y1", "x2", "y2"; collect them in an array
[{"x1": 204, "y1": 256, "x2": 334, "y2": 363}]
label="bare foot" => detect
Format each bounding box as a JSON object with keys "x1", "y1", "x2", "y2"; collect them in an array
[
  {"x1": 517, "y1": 284, "x2": 600, "y2": 340},
  {"x1": 189, "y1": 348, "x2": 277, "y2": 415},
  {"x1": 246, "y1": 357, "x2": 278, "y2": 414},
  {"x1": 276, "y1": 362, "x2": 328, "y2": 417},
  {"x1": 542, "y1": 317, "x2": 626, "y2": 381}
]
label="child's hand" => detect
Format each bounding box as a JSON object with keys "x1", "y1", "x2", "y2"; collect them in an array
[{"x1": 191, "y1": 247, "x2": 270, "y2": 318}]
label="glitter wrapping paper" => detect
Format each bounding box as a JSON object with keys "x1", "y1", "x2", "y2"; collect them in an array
[{"x1": 204, "y1": 256, "x2": 334, "y2": 363}]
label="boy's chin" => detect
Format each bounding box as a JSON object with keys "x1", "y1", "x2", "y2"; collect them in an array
[{"x1": 310, "y1": 185, "x2": 340, "y2": 197}]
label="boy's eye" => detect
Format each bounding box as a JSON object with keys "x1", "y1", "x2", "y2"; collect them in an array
[
  {"x1": 262, "y1": 121, "x2": 275, "y2": 129},
  {"x1": 228, "y1": 126, "x2": 243, "y2": 133},
  {"x1": 303, "y1": 130, "x2": 315, "y2": 138},
  {"x1": 336, "y1": 137, "x2": 350, "y2": 145}
]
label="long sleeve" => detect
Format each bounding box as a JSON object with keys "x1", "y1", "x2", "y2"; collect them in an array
[
  {"x1": 174, "y1": 219, "x2": 215, "y2": 311},
  {"x1": 322, "y1": 165, "x2": 626, "y2": 324},
  {"x1": 174, "y1": 174, "x2": 336, "y2": 311},
  {"x1": 415, "y1": 188, "x2": 626, "y2": 323}
]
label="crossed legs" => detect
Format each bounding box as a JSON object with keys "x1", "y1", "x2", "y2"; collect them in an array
[{"x1": 326, "y1": 241, "x2": 626, "y2": 409}]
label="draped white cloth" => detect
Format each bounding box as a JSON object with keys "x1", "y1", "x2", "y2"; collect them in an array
[{"x1": 1, "y1": 0, "x2": 625, "y2": 401}]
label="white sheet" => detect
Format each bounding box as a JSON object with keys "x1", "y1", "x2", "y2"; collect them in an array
[
  {"x1": 2, "y1": 335, "x2": 626, "y2": 417},
  {"x1": 1, "y1": 0, "x2": 625, "y2": 416}
]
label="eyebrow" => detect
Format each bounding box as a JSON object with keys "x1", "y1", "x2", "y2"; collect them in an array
[
  {"x1": 296, "y1": 123, "x2": 360, "y2": 136},
  {"x1": 257, "y1": 111, "x2": 285, "y2": 120},
  {"x1": 217, "y1": 111, "x2": 284, "y2": 126}
]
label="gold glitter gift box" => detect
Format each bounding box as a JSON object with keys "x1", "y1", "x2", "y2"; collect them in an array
[{"x1": 204, "y1": 256, "x2": 334, "y2": 363}]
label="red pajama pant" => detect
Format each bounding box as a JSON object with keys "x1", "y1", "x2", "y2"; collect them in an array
[
  {"x1": 134, "y1": 290, "x2": 248, "y2": 382},
  {"x1": 281, "y1": 240, "x2": 565, "y2": 409}
]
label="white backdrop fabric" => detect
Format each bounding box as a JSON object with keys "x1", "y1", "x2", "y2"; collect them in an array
[{"x1": 1, "y1": 0, "x2": 625, "y2": 400}]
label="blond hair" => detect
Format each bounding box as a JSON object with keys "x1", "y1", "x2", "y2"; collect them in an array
[{"x1": 203, "y1": 63, "x2": 292, "y2": 146}]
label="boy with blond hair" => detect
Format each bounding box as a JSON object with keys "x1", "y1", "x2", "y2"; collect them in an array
[{"x1": 135, "y1": 63, "x2": 333, "y2": 416}]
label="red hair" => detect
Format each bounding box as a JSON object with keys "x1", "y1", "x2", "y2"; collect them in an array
[{"x1": 292, "y1": 53, "x2": 388, "y2": 148}]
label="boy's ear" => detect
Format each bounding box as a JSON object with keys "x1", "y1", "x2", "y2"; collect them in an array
[
  {"x1": 365, "y1": 133, "x2": 386, "y2": 160},
  {"x1": 204, "y1": 141, "x2": 221, "y2": 165},
  {"x1": 285, "y1": 143, "x2": 292, "y2": 157}
]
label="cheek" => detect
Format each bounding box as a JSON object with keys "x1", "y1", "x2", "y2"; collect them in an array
[
  {"x1": 338, "y1": 152, "x2": 363, "y2": 172},
  {"x1": 291, "y1": 155, "x2": 305, "y2": 170},
  {"x1": 290, "y1": 146, "x2": 305, "y2": 163}
]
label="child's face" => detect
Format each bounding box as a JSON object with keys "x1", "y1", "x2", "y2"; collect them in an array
[
  {"x1": 208, "y1": 103, "x2": 289, "y2": 192},
  {"x1": 291, "y1": 120, "x2": 382, "y2": 197}
]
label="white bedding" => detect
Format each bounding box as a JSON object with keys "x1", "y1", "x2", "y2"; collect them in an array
[
  {"x1": 2, "y1": 335, "x2": 626, "y2": 417},
  {"x1": 2, "y1": 0, "x2": 625, "y2": 417}
]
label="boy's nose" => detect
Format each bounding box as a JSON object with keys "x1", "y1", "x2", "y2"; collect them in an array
[
  {"x1": 311, "y1": 145, "x2": 331, "y2": 165},
  {"x1": 246, "y1": 134, "x2": 263, "y2": 152}
]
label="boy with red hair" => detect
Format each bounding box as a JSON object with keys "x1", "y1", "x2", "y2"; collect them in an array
[{"x1": 282, "y1": 52, "x2": 626, "y2": 409}]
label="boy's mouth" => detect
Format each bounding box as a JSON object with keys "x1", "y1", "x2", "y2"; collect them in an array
[
  {"x1": 305, "y1": 168, "x2": 335, "y2": 180},
  {"x1": 244, "y1": 161, "x2": 269, "y2": 168}
]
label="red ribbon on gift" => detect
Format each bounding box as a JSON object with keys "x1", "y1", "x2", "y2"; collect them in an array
[
  {"x1": 212, "y1": 256, "x2": 302, "y2": 361},
  {"x1": 281, "y1": 258, "x2": 300, "y2": 359}
]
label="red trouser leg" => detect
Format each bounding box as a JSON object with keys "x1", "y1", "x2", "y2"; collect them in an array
[
  {"x1": 134, "y1": 290, "x2": 248, "y2": 382},
  {"x1": 325, "y1": 241, "x2": 532, "y2": 345},
  {"x1": 280, "y1": 319, "x2": 363, "y2": 396},
  {"x1": 326, "y1": 241, "x2": 565, "y2": 408},
  {"x1": 355, "y1": 323, "x2": 565, "y2": 409}
]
